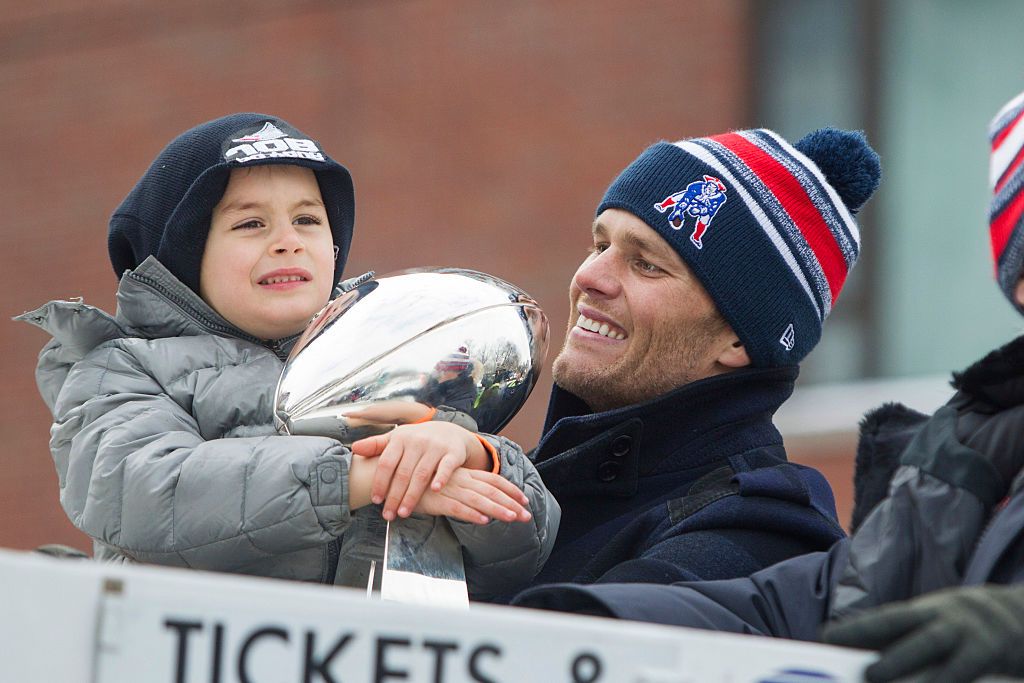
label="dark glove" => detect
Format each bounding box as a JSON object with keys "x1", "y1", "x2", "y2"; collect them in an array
[{"x1": 822, "y1": 583, "x2": 1024, "y2": 683}]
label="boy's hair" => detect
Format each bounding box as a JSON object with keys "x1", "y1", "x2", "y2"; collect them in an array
[{"x1": 108, "y1": 113, "x2": 355, "y2": 294}]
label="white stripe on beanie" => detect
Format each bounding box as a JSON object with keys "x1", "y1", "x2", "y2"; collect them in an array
[
  {"x1": 990, "y1": 90, "x2": 1024, "y2": 140},
  {"x1": 691, "y1": 136, "x2": 834, "y2": 318},
  {"x1": 990, "y1": 92, "x2": 1024, "y2": 189},
  {"x1": 756, "y1": 129, "x2": 861, "y2": 258},
  {"x1": 673, "y1": 139, "x2": 826, "y2": 320}
]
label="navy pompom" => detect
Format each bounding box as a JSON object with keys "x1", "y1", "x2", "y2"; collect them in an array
[{"x1": 794, "y1": 128, "x2": 881, "y2": 214}]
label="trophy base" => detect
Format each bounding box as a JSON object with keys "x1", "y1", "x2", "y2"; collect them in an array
[
  {"x1": 333, "y1": 510, "x2": 469, "y2": 609},
  {"x1": 380, "y1": 518, "x2": 469, "y2": 609}
]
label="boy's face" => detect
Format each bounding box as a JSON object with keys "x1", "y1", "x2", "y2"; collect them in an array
[{"x1": 200, "y1": 165, "x2": 335, "y2": 340}]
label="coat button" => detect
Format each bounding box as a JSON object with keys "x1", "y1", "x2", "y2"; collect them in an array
[
  {"x1": 320, "y1": 467, "x2": 338, "y2": 484},
  {"x1": 597, "y1": 461, "x2": 621, "y2": 482},
  {"x1": 610, "y1": 435, "x2": 632, "y2": 458}
]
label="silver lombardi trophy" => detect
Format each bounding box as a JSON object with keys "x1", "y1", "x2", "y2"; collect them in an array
[{"x1": 274, "y1": 268, "x2": 548, "y2": 607}]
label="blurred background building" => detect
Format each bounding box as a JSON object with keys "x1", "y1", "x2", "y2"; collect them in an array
[{"x1": 3, "y1": 0, "x2": 1023, "y2": 551}]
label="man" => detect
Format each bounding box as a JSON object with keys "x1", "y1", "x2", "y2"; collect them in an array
[
  {"x1": 513, "y1": 92, "x2": 1024, "y2": 683},
  {"x1": 517, "y1": 126, "x2": 881, "y2": 590}
]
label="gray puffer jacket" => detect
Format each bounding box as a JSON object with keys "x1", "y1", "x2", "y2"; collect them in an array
[{"x1": 19, "y1": 257, "x2": 559, "y2": 599}]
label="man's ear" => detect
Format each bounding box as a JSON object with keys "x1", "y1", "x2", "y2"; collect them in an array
[
  {"x1": 1014, "y1": 277, "x2": 1024, "y2": 308},
  {"x1": 718, "y1": 338, "x2": 751, "y2": 369}
]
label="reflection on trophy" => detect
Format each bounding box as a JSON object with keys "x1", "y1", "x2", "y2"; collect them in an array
[{"x1": 274, "y1": 268, "x2": 548, "y2": 607}]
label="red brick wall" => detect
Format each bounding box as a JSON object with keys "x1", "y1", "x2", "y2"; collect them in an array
[{"x1": 2, "y1": 0, "x2": 763, "y2": 551}]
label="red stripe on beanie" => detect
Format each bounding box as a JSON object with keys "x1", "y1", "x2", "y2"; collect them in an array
[
  {"x1": 991, "y1": 188, "x2": 1024, "y2": 268},
  {"x1": 712, "y1": 132, "x2": 847, "y2": 302},
  {"x1": 993, "y1": 109, "x2": 1024, "y2": 150},
  {"x1": 995, "y1": 144, "x2": 1024, "y2": 193}
]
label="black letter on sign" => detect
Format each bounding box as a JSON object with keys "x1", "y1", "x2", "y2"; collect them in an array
[
  {"x1": 237, "y1": 627, "x2": 289, "y2": 683},
  {"x1": 571, "y1": 653, "x2": 603, "y2": 683},
  {"x1": 211, "y1": 623, "x2": 225, "y2": 683},
  {"x1": 304, "y1": 631, "x2": 354, "y2": 683},
  {"x1": 164, "y1": 619, "x2": 202, "y2": 683},
  {"x1": 374, "y1": 637, "x2": 412, "y2": 682},
  {"x1": 423, "y1": 640, "x2": 458, "y2": 683},
  {"x1": 468, "y1": 644, "x2": 502, "y2": 683}
]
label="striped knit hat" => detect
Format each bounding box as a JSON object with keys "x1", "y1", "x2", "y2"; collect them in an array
[
  {"x1": 989, "y1": 90, "x2": 1024, "y2": 312},
  {"x1": 598, "y1": 128, "x2": 880, "y2": 367}
]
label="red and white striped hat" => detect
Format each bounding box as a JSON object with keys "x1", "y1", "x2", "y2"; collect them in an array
[
  {"x1": 989, "y1": 90, "x2": 1024, "y2": 310},
  {"x1": 598, "y1": 127, "x2": 880, "y2": 366}
]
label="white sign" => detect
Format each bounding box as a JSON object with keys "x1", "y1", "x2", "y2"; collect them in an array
[{"x1": 0, "y1": 549, "x2": 873, "y2": 683}]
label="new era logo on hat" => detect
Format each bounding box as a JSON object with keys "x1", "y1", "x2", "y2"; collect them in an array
[{"x1": 780, "y1": 323, "x2": 796, "y2": 351}]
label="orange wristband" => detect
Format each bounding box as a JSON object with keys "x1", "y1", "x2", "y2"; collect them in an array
[
  {"x1": 475, "y1": 435, "x2": 501, "y2": 474},
  {"x1": 409, "y1": 406, "x2": 438, "y2": 424}
]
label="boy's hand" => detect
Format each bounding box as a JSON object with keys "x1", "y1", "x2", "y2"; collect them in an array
[
  {"x1": 415, "y1": 468, "x2": 532, "y2": 525},
  {"x1": 351, "y1": 422, "x2": 516, "y2": 520}
]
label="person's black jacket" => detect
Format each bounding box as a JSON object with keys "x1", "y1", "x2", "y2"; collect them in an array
[
  {"x1": 514, "y1": 335, "x2": 1024, "y2": 634},
  {"x1": 513, "y1": 365, "x2": 845, "y2": 596}
]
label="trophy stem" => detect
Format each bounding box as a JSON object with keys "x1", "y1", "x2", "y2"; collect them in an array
[
  {"x1": 366, "y1": 561, "x2": 377, "y2": 598},
  {"x1": 379, "y1": 519, "x2": 469, "y2": 609}
]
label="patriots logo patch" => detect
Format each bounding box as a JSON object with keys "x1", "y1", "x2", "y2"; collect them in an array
[{"x1": 654, "y1": 175, "x2": 728, "y2": 249}]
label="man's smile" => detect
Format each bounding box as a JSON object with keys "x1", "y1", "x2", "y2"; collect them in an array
[{"x1": 574, "y1": 307, "x2": 627, "y2": 340}]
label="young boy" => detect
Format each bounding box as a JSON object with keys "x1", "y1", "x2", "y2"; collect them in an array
[{"x1": 19, "y1": 113, "x2": 558, "y2": 599}]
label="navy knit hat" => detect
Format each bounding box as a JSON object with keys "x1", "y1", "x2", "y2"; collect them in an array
[
  {"x1": 598, "y1": 128, "x2": 880, "y2": 367},
  {"x1": 108, "y1": 113, "x2": 355, "y2": 294},
  {"x1": 989, "y1": 90, "x2": 1024, "y2": 313}
]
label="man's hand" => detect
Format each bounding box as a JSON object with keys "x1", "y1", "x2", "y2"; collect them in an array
[
  {"x1": 415, "y1": 468, "x2": 532, "y2": 526},
  {"x1": 352, "y1": 422, "x2": 515, "y2": 520},
  {"x1": 822, "y1": 584, "x2": 1024, "y2": 683}
]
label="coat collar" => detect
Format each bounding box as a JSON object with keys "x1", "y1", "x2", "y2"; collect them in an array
[
  {"x1": 116, "y1": 256, "x2": 301, "y2": 353},
  {"x1": 533, "y1": 365, "x2": 798, "y2": 496}
]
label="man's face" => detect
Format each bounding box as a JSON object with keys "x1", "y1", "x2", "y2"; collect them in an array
[
  {"x1": 551, "y1": 209, "x2": 737, "y2": 411},
  {"x1": 200, "y1": 165, "x2": 335, "y2": 340}
]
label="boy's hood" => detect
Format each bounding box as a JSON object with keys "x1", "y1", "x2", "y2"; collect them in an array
[
  {"x1": 18, "y1": 256, "x2": 247, "y2": 351},
  {"x1": 113, "y1": 256, "x2": 255, "y2": 341},
  {"x1": 16, "y1": 257, "x2": 277, "y2": 412}
]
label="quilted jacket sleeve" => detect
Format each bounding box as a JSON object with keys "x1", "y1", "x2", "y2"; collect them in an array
[
  {"x1": 448, "y1": 434, "x2": 561, "y2": 600},
  {"x1": 50, "y1": 341, "x2": 353, "y2": 571},
  {"x1": 829, "y1": 466, "x2": 991, "y2": 619}
]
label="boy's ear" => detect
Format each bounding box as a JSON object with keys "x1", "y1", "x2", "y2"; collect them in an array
[
  {"x1": 718, "y1": 338, "x2": 751, "y2": 369},
  {"x1": 1015, "y1": 276, "x2": 1024, "y2": 308}
]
